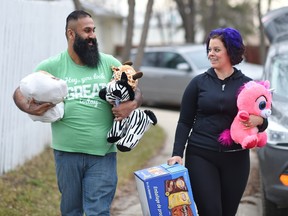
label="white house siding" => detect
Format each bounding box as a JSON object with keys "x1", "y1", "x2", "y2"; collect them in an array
[
  {"x1": 96, "y1": 17, "x2": 124, "y2": 55},
  {"x1": 0, "y1": 0, "x2": 74, "y2": 175},
  {"x1": 80, "y1": 0, "x2": 125, "y2": 57}
]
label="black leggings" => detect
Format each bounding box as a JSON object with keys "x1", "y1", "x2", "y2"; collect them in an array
[{"x1": 185, "y1": 145, "x2": 250, "y2": 216}]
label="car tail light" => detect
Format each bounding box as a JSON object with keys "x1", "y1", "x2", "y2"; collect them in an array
[{"x1": 280, "y1": 171, "x2": 288, "y2": 186}]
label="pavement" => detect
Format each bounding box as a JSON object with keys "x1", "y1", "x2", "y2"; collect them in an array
[{"x1": 111, "y1": 107, "x2": 262, "y2": 216}]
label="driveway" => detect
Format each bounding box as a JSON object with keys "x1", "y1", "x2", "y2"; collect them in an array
[{"x1": 111, "y1": 107, "x2": 262, "y2": 216}]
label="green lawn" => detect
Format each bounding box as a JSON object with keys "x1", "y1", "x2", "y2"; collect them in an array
[{"x1": 0, "y1": 125, "x2": 165, "y2": 216}]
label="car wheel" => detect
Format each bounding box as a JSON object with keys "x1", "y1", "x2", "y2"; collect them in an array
[
  {"x1": 260, "y1": 179, "x2": 288, "y2": 216},
  {"x1": 262, "y1": 195, "x2": 288, "y2": 216}
]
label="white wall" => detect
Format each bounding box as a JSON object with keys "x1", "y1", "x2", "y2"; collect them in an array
[{"x1": 0, "y1": 0, "x2": 74, "y2": 175}]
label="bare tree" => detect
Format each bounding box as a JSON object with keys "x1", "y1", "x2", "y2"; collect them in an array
[
  {"x1": 257, "y1": 0, "x2": 266, "y2": 64},
  {"x1": 72, "y1": 0, "x2": 83, "y2": 10},
  {"x1": 200, "y1": 0, "x2": 218, "y2": 42},
  {"x1": 267, "y1": 0, "x2": 272, "y2": 11},
  {"x1": 121, "y1": 0, "x2": 135, "y2": 62},
  {"x1": 174, "y1": 0, "x2": 196, "y2": 43},
  {"x1": 155, "y1": 12, "x2": 166, "y2": 45},
  {"x1": 134, "y1": 0, "x2": 154, "y2": 70},
  {"x1": 174, "y1": 0, "x2": 256, "y2": 44},
  {"x1": 72, "y1": 0, "x2": 98, "y2": 19},
  {"x1": 257, "y1": 0, "x2": 273, "y2": 65},
  {"x1": 209, "y1": 0, "x2": 218, "y2": 29}
]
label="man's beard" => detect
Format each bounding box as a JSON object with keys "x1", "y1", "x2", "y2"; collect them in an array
[{"x1": 73, "y1": 33, "x2": 100, "y2": 67}]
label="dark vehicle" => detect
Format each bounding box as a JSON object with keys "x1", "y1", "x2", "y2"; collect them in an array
[
  {"x1": 130, "y1": 45, "x2": 263, "y2": 107},
  {"x1": 257, "y1": 6, "x2": 288, "y2": 216}
]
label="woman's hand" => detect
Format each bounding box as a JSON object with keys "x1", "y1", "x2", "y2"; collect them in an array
[
  {"x1": 242, "y1": 114, "x2": 264, "y2": 128},
  {"x1": 167, "y1": 156, "x2": 183, "y2": 166}
]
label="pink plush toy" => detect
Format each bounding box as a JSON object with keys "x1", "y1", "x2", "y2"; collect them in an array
[{"x1": 219, "y1": 80, "x2": 272, "y2": 149}]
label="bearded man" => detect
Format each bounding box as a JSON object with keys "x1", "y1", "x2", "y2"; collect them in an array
[{"x1": 13, "y1": 10, "x2": 142, "y2": 216}]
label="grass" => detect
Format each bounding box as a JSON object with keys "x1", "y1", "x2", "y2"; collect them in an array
[
  {"x1": 0, "y1": 125, "x2": 165, "y2": 216},
  {"x1": 117, "y1": 125, "x2": 165, "y2": 186}
]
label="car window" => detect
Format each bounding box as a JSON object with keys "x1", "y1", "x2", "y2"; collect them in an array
[
  {"x1": 142, "y1": 52, "x2": 159, "y2": 66},
  {"x1": 130, "y1": 52, "x2": 159, "y2": 67},
  {"x1": 270, "y1": 54, "x2": 288, "y2": 98},
  {"x1": 157, "y1": 52, "x2": 187, "y2": 69},
  {"x1": 140, "y1": 51, "x2": 188, "y2": 69},
  {"x1": 130, "y1": 47, "x2": 210, "y2": 70},
  {"x1": 186, "y1": 50, "x2": 210, "y2": 69}
]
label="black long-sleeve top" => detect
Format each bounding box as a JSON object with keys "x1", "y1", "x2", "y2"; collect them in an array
[{"x1": 172, "y1": 67, "x2": 268, "y2": 157}]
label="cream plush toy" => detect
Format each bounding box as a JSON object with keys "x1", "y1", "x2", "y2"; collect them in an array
[{"x1": 19, "y1": 71, "x2": 68, "y2": 123}]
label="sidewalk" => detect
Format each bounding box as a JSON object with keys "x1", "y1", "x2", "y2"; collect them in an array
[{"x1": 111, "y1": 107, "x2": 262, "y2": 216}]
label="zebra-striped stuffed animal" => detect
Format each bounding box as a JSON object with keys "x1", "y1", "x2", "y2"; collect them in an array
[{"x1": 99, "y1": 62, "x2": 157, "y2": 152}]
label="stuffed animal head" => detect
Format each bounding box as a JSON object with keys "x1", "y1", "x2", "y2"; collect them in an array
[
  {"x1": 111, "y1": 61, "x2": 143, "y2": 91},
  {"x1": 100, "y1": 72, "x2": 135, "y2": 104},
  {"x1": 237, "y1": 80, "x2": 272, "y2": 118}
]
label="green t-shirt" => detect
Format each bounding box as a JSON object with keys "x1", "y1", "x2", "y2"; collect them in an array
[{"x1": 35, "y1": 50, "x2": 121, "y2": 155}]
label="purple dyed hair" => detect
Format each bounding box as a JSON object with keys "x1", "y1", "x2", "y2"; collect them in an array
[{"x1": 206, "y1": 27, "x2": 245, "y2": 65}]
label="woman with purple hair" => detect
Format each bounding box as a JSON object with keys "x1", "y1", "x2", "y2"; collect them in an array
[{"x1": 167, "y1": 27, "x2": 268, "y2": 216}]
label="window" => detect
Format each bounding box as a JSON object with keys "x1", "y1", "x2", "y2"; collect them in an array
[
  {"x1": 142, "y1": 52, "x2": 159, "y2": 67},
  {"x1": 158, "y1": 52, "x2": 187, "y2": 69},
  {"x1": 186, "y1": 50, "x2": 210, "y2": 69},
  {"x1": 270, "y1": 54, "x2": 288, "y2": 98},
  {"x1": 139, "y1": 51, "x2": 187, "y2": 69}
]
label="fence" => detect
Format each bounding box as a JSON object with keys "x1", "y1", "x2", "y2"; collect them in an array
[{"x1": 0, "y1": 0, "x2": 74, "y2": 175}]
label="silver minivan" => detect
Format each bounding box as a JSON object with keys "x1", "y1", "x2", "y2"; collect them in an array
[{"x1": 131, "y1": 44, "x2": 263, "y2": 107}]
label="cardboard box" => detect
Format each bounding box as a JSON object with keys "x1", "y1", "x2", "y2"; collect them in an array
[{"x1": 134, "y1": 163, "x2": 197, "y2": 216}]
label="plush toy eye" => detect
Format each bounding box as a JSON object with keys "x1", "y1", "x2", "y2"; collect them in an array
[{"x1": 259, "y1": 101, "x2": 267, "y2": 110}]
